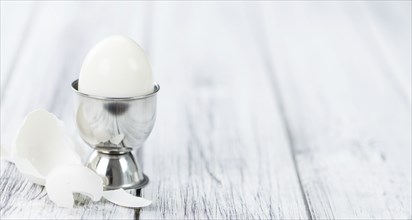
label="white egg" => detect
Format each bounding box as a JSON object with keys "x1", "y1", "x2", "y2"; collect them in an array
[{"x1": 79, "y1": 35, "x2": 154, "y2": 97}]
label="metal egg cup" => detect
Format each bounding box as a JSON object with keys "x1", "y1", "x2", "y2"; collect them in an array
[{"x1": 71, "y1": 80, "x2": 159, "y2": 190}]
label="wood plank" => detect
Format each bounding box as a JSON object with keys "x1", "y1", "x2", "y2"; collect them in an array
[
  {"x1": 259, "y1": 2, "x2": 411, "y2": 219},
  {"x1": 140, "y1": 2, "x2": 309, "y2": 219},
  {"x1": 1, "y1": 2, "x2": 153, "y2": 219}
]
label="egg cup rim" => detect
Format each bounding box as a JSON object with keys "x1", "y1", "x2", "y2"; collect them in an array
[{"x1": 71, "y1": 79, "x2": 160, "y2": 101}]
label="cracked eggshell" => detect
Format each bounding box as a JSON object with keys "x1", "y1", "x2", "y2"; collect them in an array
[
  {"x1": 14, "y1": 157, "x2": 45, "y2": 185},
  {"x1": 12, "y1": 109, "x2": 82, "y2": 185},
  {"x1": 103, "y1": 189, "x2": 152, "y2": 208},
  {"x1": 46, "y1": 165, "x2": 103, "y2": 208}
]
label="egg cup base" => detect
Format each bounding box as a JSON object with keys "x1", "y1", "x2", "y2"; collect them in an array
[{"x1": 87, "y1": 150, "x2": 149, "y2": 190}]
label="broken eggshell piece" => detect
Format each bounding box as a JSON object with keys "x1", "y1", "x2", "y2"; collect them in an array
[
  {"x1": 5, "y1": 109, "x2": 153, "y2": 209},
  {"x1": 46, "y1": 165, "x2": 103, "y2": 208},
  {"x1": 12, "y1": 109, "x2": 82, "y2": 185},
  {"x1": 103, "y1": 188, "x2": 152, "y2": 208}
]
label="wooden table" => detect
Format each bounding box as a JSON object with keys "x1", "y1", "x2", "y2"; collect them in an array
[{"x1": 1, "y1": 1, "x2": 411, "y2": 219}]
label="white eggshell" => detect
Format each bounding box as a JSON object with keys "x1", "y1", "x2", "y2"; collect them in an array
[
  {"x1": 103, "y1": 189, "x2": 152, "y2": 208},
  {"x1": 12, "y1": 109, "x2": 82, "y2": 185},
  {"x1": 110, "y1": 134, "x2": 124, "y2": 145},
  {"x1": 14, "y1": 157, "x2": 45, "y2": 185},
  {"x1": 46, "y1": 165, "x2": 103, "y2": 208},
  {"x1": 79, "y1": 35, "x2": 154, "y2": 97}
]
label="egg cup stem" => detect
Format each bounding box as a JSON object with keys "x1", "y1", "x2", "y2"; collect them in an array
[{"x1": 87, "y1": 150, "x2": 149, "y2": 190}]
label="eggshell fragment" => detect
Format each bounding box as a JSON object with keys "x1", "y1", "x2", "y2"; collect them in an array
[
  {"x1": 46, "y1": 165, "x2": 103, "y2": 208},
  {"x1": 12, "y1": 109, "x2": 82, "y2": 185},
  {"x1": 110, "y1": 134, "x2": 124, "y2": 145},
  {"x1": 103, "y1": 189, "x2": 152, "y2": 208},
  {"x1": 14, "y1": 157, "x2": 45, "y2": 185}
]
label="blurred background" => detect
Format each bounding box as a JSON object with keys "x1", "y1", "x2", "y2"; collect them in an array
[
  {"x1": 1, "y1": 1, "x2": 410, "y2": 151},
  {"x1": 1, "y1": 1, "x2": 411, "y2": 219}
]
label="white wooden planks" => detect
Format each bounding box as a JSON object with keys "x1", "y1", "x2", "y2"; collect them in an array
[
  {"x1": 139, "y1": 2, "x2": 308, "y2": 219},
  {"x1": 259, "y1": 2, "x2": 411, "y2": 219},
  {"x1": 1, "y1": 2, "x2": 153, "y2": 219},
  {"x1": 0, "y1": 1, "x2": 410, "y2": 219}
]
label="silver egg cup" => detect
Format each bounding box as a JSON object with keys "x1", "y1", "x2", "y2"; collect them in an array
[{"x1": 71, "y1": 79, "x2": 159, "y2": 190}]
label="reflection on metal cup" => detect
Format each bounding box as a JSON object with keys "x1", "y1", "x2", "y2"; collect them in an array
[{"x1": 71, "y1": 79, "x2": 159, "y2": 189}]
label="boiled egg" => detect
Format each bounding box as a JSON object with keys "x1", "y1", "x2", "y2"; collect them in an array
[{"x1": 78, "y1": 35, "x2": 154, "y2": 97}]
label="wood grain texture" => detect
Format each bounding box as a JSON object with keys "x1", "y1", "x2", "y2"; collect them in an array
[
  {"x1": 259, "y1": 2, "x2": 411, "y2": 219},
  {"x1": 140, "y1": 2, "x2": 308, "y2": 219},
  {"x1": 1, "y1": 1, "x2": 411, "y2": 219}
]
